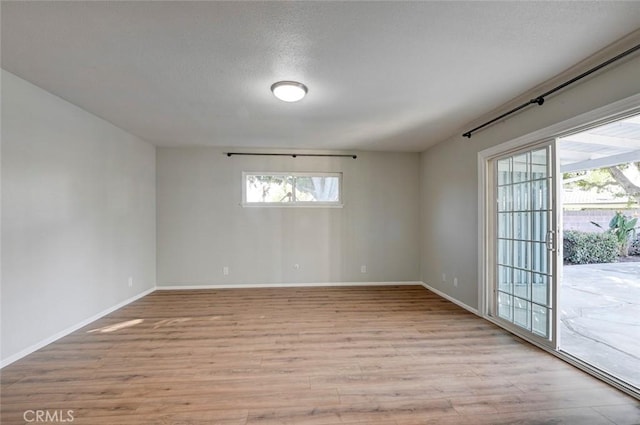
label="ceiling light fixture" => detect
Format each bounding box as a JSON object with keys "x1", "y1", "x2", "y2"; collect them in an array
[{"x1": 271, "y1": 81, "x2": 308, "y2": 102}]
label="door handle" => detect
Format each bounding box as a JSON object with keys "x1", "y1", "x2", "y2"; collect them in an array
[{"x1": 546, "y1": 230, "x2": 556, "y2": 252}]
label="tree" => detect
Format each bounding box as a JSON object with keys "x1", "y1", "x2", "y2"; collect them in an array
[
  {"x1": 247, "y1": 174, "x2": 339, "y2": 202},
  {"x1": 564, "y1": 162, "x2": 640, "y2": 206},
  {"x1": 606, "y1": 163, "x2": 640, "y2": 205}
]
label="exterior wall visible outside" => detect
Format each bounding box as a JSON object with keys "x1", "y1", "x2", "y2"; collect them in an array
[{"x1": 563, "y1": 209, "x2": 640, "y2": 233}]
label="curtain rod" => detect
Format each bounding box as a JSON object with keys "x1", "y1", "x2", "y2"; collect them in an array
[
  {"x1": 226, "y1": 152, "x2": 357, "y2": 159},
  {"x1": 463, "y1": 42, "x2": 640, "y2": 139}
]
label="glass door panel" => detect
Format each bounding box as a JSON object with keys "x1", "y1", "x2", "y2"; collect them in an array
[{"x1": 494, "y1": 143, "x2": 557, "y2": 345}]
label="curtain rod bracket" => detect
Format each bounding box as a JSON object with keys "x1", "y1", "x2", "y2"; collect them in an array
[{"x1": 532, "y1": 96, "x2": 545, "y2": 106}]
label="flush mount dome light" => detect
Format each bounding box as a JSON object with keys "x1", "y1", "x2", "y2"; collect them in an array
[{"x1": 271, "y1": 81, "x2": 308, "y2": 102}]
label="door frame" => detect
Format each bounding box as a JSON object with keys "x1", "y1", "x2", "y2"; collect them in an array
[
  {"x1": 477, "y1": 93, "x2": 640, "y2": 398},
  {"x1": 485, "y1": 139, "x2": 560, "y2": 350}
]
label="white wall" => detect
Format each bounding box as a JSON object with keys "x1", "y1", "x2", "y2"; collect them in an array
[
  {"x1": 1, "y1": 70, "x2": 156, "y2": 363},
  {"x1": 421, "y1": 53, "x2": 640, "y2": 309},
  {"x1": 157, "y1": 148, "x2": 420, "y2": 286}
]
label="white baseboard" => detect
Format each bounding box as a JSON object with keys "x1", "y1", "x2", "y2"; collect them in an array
[
  {"x1": 156, "y1": 281, "x2": 424, "y2": 290},
  {"x1": 0, "y1": 287, "x2": 156, "y2": 369},
  {"x1": 420, "y1": 282, "x2": 479, "y2": 315}
]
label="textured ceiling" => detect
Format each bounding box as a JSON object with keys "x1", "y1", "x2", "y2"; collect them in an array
[{"x1": 2, "y1": 1, "x2": 640, "y2": 152}]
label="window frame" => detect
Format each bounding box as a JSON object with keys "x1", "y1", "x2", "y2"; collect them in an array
[{"x1": 242, "y1": 171, "x2": 343, "y2": 207}]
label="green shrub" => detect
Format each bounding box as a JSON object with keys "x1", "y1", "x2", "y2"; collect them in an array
[
  {"x1": 563, "y1": 231, "x2": 618, "y2": 264},
  {"x1": 592, "y1": 211, "x2": 638, "y2": 256}
]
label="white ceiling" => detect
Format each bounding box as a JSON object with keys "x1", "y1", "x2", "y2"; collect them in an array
[
  {"x1": 559, "y1": 114, "x2": 640, "y2": 172},
  {"x1": 2, "y1": 1, "x2": 640, "y2": 152}
]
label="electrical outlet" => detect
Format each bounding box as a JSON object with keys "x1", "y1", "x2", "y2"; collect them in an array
[
  {"x1": 294, "y1": 264, "x2": 300, "y2": 270},
  {"x1": 454, "y1": 277, "x2": 458, "y2": 287},
  {"x1": 223, "y1": 266, "x2": 229, "y2": 276},
  {"x1": 128, "y1": 277, "x2": 133, "y2": 287},
  {"x1": 361, "y1": 265, "x2": 367, "y2": 273}
]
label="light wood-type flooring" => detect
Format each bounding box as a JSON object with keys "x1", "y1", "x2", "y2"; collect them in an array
[{"x1": 1, "y1": 286, "x2": 639, "y2": 424}]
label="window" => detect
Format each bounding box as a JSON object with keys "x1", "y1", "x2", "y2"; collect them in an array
[{"x1": 243, "y1": 172, "x2": 342, "y2": 206}]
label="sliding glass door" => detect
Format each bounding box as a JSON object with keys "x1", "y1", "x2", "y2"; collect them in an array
[{"x1": 490, "y1": 141, "x2": 559, "y2": 348}]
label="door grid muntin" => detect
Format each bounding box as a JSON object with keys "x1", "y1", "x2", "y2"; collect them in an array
[{"x1": 496, "y1": 146, "x2": 553, "y2": 339}]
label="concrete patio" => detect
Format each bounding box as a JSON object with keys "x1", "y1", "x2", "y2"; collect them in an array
[{"x1": 560, "y1": 261, "x2": 640, "y2": 389}]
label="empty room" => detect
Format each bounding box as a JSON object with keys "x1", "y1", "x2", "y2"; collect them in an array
[{"x1": 2, "y1": 1, "x2": 640, "y2": 424}]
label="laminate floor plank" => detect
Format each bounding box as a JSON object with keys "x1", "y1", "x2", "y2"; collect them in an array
[{"x1": 1, "y1": 286, "x2": 638, "y2": 424}]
